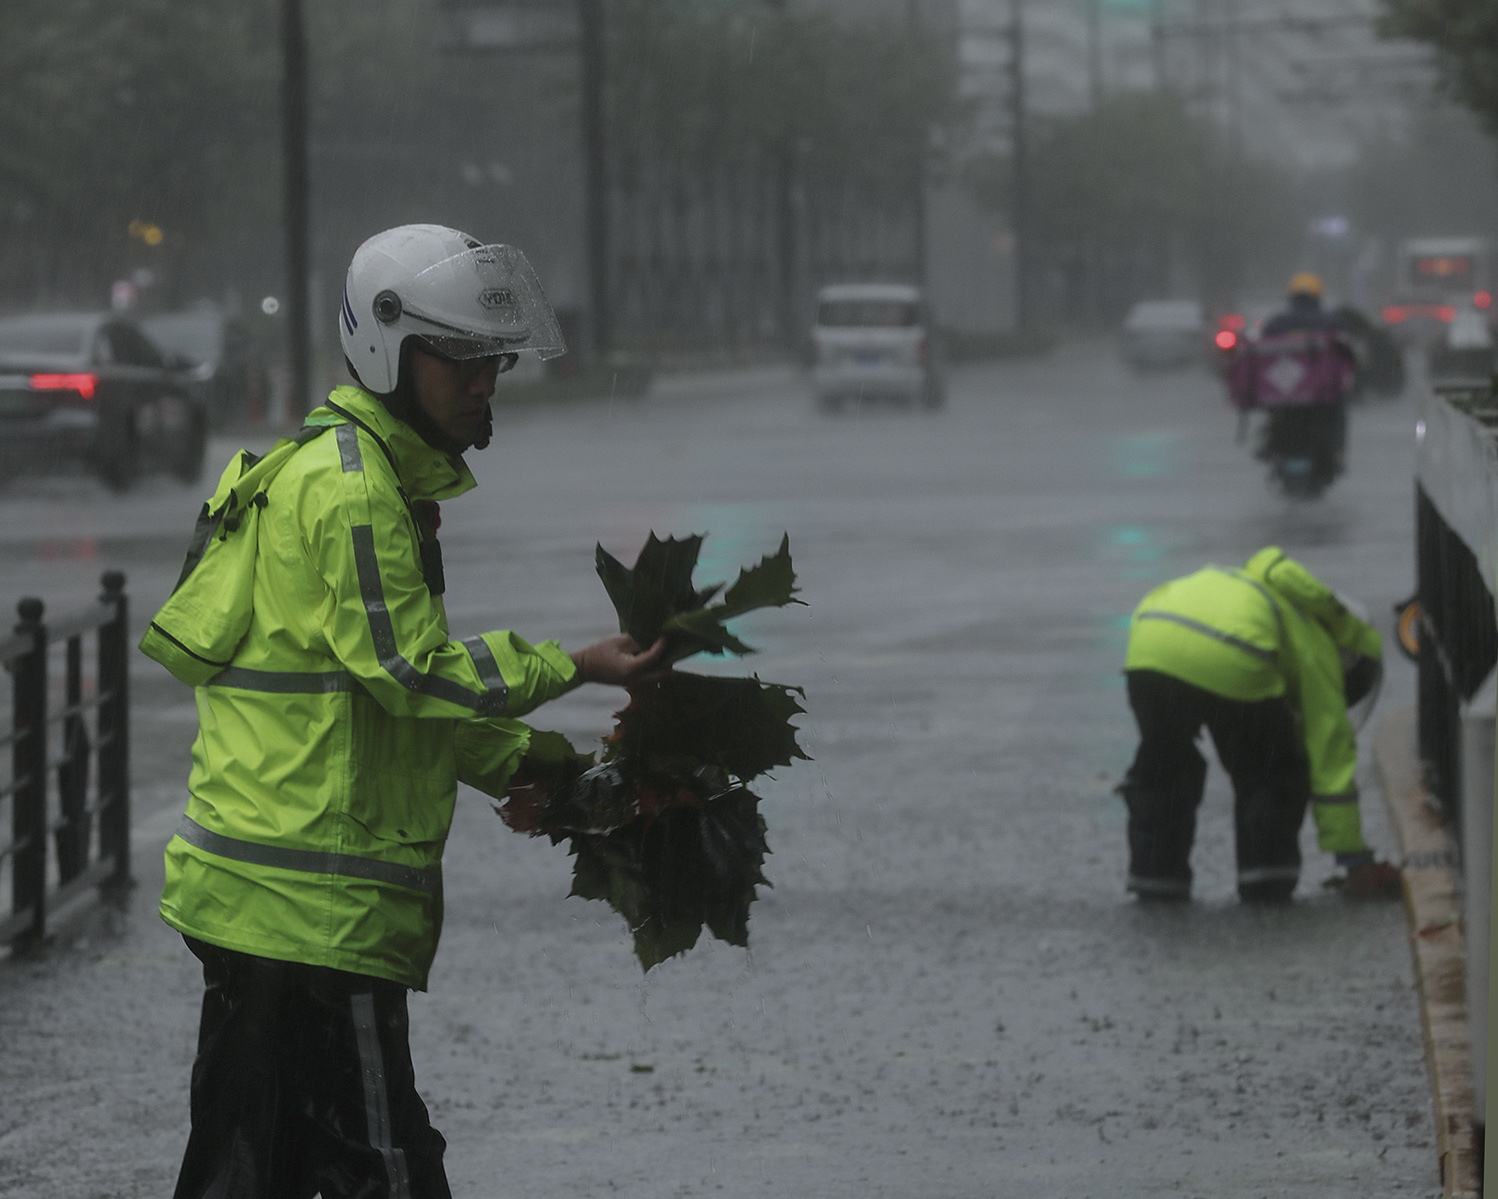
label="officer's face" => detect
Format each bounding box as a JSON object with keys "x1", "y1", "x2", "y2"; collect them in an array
[{"x1": 410, "y1": 347, "x2": 502, "y2": 446}]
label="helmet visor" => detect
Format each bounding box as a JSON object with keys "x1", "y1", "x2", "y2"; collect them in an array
[{"x1": 400, "y1": 244, "x2": 567, "y2": 360}]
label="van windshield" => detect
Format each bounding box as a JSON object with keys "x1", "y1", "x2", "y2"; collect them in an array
[{"x1": 818, "y1": 300, "x2": 919, "y2": 328}]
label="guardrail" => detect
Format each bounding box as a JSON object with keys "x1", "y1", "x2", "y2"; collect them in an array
[
  {"x1": 1414, "y1": 389, "x2": 1498, "y2": 821},
  {"x1": 0, "y1": 572, "x2": 130, "y2": 951}
]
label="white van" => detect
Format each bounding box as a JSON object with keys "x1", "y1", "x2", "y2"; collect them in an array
[{"x1": 810, "y1": 283, "x2": 942, "y2": 411}]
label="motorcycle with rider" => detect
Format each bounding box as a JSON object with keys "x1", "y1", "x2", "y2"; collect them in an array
[{"x1": 1225, "y1": 273, "x2": 1359, "y2": 500}]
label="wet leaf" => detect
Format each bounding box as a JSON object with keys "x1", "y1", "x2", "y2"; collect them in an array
[
  {"x1": 596, "y1": 531, "x2": 800, "y2": 663},
  {"x1": 614, "y1": 672, "x2": 809, "y2": 783},
  {"x1": 502, "y1": 532, "x2": 804, "y2": 971}
]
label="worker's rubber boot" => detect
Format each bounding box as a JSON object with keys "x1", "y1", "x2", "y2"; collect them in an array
[
  {"x1": 1119, "y1": 769, "x2": 1199, "y2": 902},
  {"x1": 1235, "y1": 782, "x2": 1304, "y2": 904}
]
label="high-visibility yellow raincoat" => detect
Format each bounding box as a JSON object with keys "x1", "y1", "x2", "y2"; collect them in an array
[
  {"x1": 141, "y1": 386, "x2": 574, "y2": 989},
  {"x1": 1124, "y1": 547, "x2": 1382, "y2": 855}
]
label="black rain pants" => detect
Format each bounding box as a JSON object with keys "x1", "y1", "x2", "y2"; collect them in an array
[
  {"x1": 172, "y1": 937, "x2": 451, "y2": 1199},
  {"x1": 1121, "y1": 669, "x2": 1310, "y2": 903}
]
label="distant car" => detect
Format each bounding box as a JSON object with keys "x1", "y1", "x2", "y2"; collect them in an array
[
  {"x1": 143, "y1": 306, "x2": 268, "y2": 429},
  {"x1": 811, "y1": 283, "x2": 943, "y2": 411},
  {"x1": 0, "y1": 313, "x2": 206, "y2": 491},
  {"x1": 1428, "y1": 307, "x2": 1496, "y2": 384},
  {"x1": 1119, "y1": 300, "x2": 1206, "y2": 370}
]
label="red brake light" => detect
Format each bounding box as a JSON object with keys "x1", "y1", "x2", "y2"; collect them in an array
[
  {"x1": 1477, "y1": 291, "x2": 1492, "y2": 310},
  {"x1": 1382, "y1": 306, "x2": 1407, "y2": 323},
  {"x1": 1440, "y1": 306, "x2": 1457, "y2": 322},
  {"x1": 1214, "y1": 330, "x2": 1238, "y2": 350},
  {"x1": 30, "y1": 372, "x2": 98, "y2": 400},
  {"x1": 1220, "y1": 313, "x2": 1246, "y2": 332}
]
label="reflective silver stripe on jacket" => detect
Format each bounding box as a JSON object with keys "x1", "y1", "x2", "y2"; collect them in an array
[
  {"x1": 174, "y1": 814, "x2": 439, "y2": 895},
  {"x1": 348, "y1": 524, "x2": 502, "y2": 715},
  {"x1": 460, "y1": 636, "x2": 509, "y2": 714},
  {"x1": 1237, "y1": 865, "x2": 1300, "y2": 884},
  {"x1": 337, "y1": 419, "x2": 505, "y2": 717},
  {"x1": 1134, "y1": 611, "x2": 1278, "y2": 663},
  {"x1": 1212, "y1": 568, "x2": 1288, "y2": 648},
  {"x1": 351, "y1": 992, "x2": 413, "y2": 1199},
  {"x1": 205, "y1": 667, "x2": 368, "y2": 695},
  {"x1": 336, "y1": 421, "x2": 364, "y2": 474}
]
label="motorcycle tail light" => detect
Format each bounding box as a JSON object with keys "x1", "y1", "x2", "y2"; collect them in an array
[
  {"x1": 1477, "y1": 291, "x2": 1492, "y2": 310},
  {"x1": 1214, "y1": 330, "x2": 1237, "y2": 350},
  {"x1": 30, "y1": 372, "x2": 98, "y2": 400}
]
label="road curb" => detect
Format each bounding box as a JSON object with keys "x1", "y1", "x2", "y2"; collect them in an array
[{"x1": 1375, "y1": 706, "x2": 1481, "y2": 1198}]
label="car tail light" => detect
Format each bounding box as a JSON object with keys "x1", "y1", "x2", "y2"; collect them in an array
[
  {"x1": 1477, "y1": 291, "x2": 1493, "y2": 310},
  {"x1": 1382, "y1": 306, "x2": 1406, "y2": 323},
  {"x1": 1440, "y1": 306, "x2": 1457, "y2": 322},
  {"x1": 30, "y1": 372, "x2": 98, "y2": 400},
  {"x1": 1214, "y1": 330, "x2": 1237, "y2": 350},
  {"x1": 1220, "y1": 313, "x2": 1246, "y2": 332}
]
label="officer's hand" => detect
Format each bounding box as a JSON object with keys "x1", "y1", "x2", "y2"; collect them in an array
[{"x1": 571, "y1": 635, "x2": 668, "y2": 687}]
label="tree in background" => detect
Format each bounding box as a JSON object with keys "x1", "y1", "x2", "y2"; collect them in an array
[
  {"x1": 1380, "y1": 0, "x2": 1498, "y2": 135},
  {"x1": 607, "y1": 0, "x2": 954, "y2": 348},
  {"x1": 0, "y1": 0, "x2": 279, "y2": 306},
  {"x1": 967, "y1": 91, "x2": 1292, "y2": 324}
]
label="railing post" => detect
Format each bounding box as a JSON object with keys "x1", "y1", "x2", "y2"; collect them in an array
[
  {"x1": 56, "y1": 633, "x2": 91, "y2": 883},
  {"x1": 12, "y1": 597, "x2": 46, "y2": 950},
  {"x1": 97, "y1": 571, "x2": 131, "y2": 893}
]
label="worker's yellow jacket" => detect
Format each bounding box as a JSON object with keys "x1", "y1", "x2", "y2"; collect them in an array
[
  {"x1": 140, "y1": 386, "x2": 574, "y2": 989},
  {"x1": 1125, "y1": 547, "x2": 1382, "y2": 854}
]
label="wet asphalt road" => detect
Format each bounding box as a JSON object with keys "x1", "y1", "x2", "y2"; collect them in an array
[{"x1": 0, "y1": 343, "x2": 1439, "y2": 1197}]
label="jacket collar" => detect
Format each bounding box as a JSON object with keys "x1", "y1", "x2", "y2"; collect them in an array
[{"x1": 309, "y1": 386, "x2": 476, "y2": 501}]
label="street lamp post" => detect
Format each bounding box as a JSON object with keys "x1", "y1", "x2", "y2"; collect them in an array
[{"x1": 281, "y1": 0, "x2": 312, "y2": 421}]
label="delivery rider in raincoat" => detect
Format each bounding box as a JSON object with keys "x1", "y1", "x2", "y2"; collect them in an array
[
  {"x1": 1118, "y1": 547, "x2": 1401, "y2": 904},
  {"x1": 141, "y1": 225, "x2": 664, "y2": 1199}
]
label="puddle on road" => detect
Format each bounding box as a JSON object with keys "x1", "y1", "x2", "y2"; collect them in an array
[{"x1": 1110, "y1": 431, "x2": 1179, "y2": 479}]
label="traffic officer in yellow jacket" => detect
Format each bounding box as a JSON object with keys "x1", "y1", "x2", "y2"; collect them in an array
[
  {"x1": 142, "y1": 226, "x2": 664, "y2": 1199},
  {"x1": 1119, "y1": 547, "x2": 1399, "y2": 904}
]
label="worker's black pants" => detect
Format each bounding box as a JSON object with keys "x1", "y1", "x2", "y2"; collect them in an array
[
  {"x1": 1121, "y1": 670, "x2": 1310, "y2": 903},
  {"x1": 172, "y1": 937, "x2": 451, "y2": 1199}
]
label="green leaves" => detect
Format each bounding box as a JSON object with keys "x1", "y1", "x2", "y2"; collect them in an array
[
  {"x1": 615, "y1": 673, "x2": 808, "y2": 784},
  {"x1": 596, "y1": 531, "x2": 802, "y2": 664},
  {"x1": 502, "y1": 532, "x2": 807, "y2": 972}
]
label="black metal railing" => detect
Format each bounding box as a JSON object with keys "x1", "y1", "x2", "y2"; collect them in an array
[
  {"x1": 0, "y1": 572, "x2": 130, "y2": 950},
  {"x1": 1416, "y1": 484, "x2": 1498, "y2": 832}
]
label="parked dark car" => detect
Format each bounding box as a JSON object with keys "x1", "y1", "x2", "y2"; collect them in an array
[
  {"x1": 143, "y1": 306, "x2": 268, "y2": 429},
  {"x1": 0, "y1": 313, "x2": 206, "y2": 490}
]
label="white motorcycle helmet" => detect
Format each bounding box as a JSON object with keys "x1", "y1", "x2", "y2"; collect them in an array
[{"x1": 339, "y1": 224, "x2": 567, "y2": 394}]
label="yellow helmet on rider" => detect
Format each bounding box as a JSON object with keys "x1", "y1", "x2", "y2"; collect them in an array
[{"x1": 1287, "y1": 272, "x2": 1324, "y2": 300}]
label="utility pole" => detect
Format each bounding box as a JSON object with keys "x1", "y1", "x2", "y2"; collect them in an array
[
  {"x1": 280, "y1": 0, "x2": 311, "y2": 419},
  {"x1": 437, "y1": 1, "x2": 609, "y2": 363},
  {"x1": 1010, "y1": 0, "x2": 1031, "y2": 332},
  {"x1": 1150, "y1": 0, "x2": 1166, "y2": 90},
  {"x1": 578, "y1": 0, "x2": 609, "y2": 360},
  {"x1": 1086, "y1": 0, "x2": 1102, "y2": 109},
  {"x1": 908, "y1": 0, "x2": 928, "y2": 290},
  {"x1": 767, "y1": 0, "x2": 797, "y2": 350}
]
